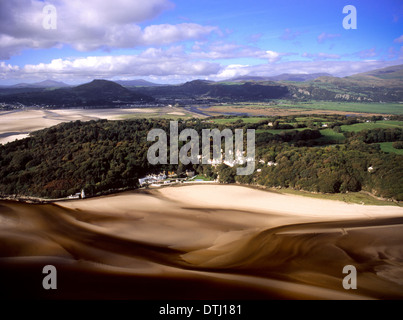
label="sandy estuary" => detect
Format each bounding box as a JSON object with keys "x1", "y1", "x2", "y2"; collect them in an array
[
  {"x1": 1, "y1": 184, "x2": 403, "y2": 300},
  {"x1": 0, "y1": 108, "x2": 160, "y2": 145}
]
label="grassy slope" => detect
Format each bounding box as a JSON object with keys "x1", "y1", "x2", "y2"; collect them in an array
[
  {"x1": 341, "y1": 120, "x2": 403, "y2": 132},
  {"x1": 210, "y1": 101, "x2": 403, "y2": 115},
  {"x1": 276, "y1": 188, "x2": 401, "y2": 206},
  {"x1": 317, "y1": 128, "x2": 346, "y2": 143},
  {"x1": 378, "y1": 142, "x2": 403, "y2": 155},
  {"x1": 278, "y1": 101, "x2": 403, "y2": 115}
]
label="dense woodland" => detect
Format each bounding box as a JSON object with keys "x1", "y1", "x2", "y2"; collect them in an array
[{"x1": 0, "y1": 115, "x2": 402, "y2": 201}]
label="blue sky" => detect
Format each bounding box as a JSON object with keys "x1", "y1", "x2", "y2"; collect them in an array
[{"x1": 0, "y1": 0, "x2": 402, "y2": 84}]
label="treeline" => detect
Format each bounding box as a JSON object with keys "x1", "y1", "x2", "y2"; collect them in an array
[
  {"x1": 345, "y1": 128, "x2": 403, "y2": 143},
  {"x1": 204, "y1": 141, "x2": 402, "y2": 200},
  {"x1": 0, "y1": 117, "x2": 402, "y2": 201},
  {"x1": 250, "y1": 142, "x2": 401, "y2": 199},
  {"x1": 0, "y1": 119, "x2": 165, "y2": 198}
]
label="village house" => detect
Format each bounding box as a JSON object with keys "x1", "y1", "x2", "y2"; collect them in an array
[{"x1": 139, "y1": 172, "x2": 167, "y2": 186}]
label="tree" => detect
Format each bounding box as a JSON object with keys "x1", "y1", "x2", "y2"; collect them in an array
[
  {"x1": 218, "y1": 165, "x2": 235, "y2": 184},
  {"x1": 393, "y1": 141, "x2": 403, "y2": 149}
]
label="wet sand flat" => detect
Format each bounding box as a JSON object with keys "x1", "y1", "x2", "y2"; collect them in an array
[
  {"x1": 0, "y1": 108, "x2": 157, "y2": 144},
  {"x1": 0, "y1": 185, "x2": 402, "y2": 300}
]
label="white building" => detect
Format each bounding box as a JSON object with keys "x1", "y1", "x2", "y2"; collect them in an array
[{"x1": 139, "y1": 173, "x2": 167, "y2": 186}]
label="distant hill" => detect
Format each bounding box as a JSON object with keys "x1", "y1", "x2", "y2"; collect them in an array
[
  {"x1": 1, "y1": 64, "x2": 402, "y2": 106},
  {"x1": 225, "y1": 76, "x2": 269, "y2": 82},
  {"x1": 348, "y1": 64, "x2": 403, "y2": 81},
  {"x1": 226, "y1": 73, "x2": 331, "y2": 83},
  {"x1": 135, "y1": 79, "x2": 289, "y2": 101},
  {"x1": 72, "y1": 79, "x2": 134, "y2": 98},
  {"x1": 115, "y1": 79, "x2": 165, "y2": 87},
  {"x1": 287, "y1": 64, "x2": 403, "y2": 102},
  {"x1": 268, "y1": 73, "x2": 332, "y2": 82},
  {"x1": 0, "y1": 79, "x2": 154, "y2": 107},
  {"x1": 10, "y1": 80, "x2": 70, "y2": 88}
]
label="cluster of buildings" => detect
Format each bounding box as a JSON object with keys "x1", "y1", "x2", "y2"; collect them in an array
[
  {"x1": 198, "y1": 149, "x2": 255, "y2": 168},
  {"x1": 222, "y1": 150, "x2": 255, "y2": 168},
  {"x1": 138, "y1": 173, "x2": 167, "y2": 186},
  {"x1": 138, "y1": 170, "x2": 196, "y2": 187},
  {"x1": 68, "y1": 189, "x2": 86, "y2": 199}
]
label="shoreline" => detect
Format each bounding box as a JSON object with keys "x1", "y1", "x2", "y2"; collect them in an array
[{"x1": 1, "y1": 182, "x2": 400, "y2": 207}]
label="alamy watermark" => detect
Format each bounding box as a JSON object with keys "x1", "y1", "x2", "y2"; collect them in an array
[
  {"x1": 343, "y1": 265, "x2": 357, "y2": 290},
  {"x1": 147, "y1": 121, "x2": 255, "y2": 176},
  {"x1": 343, "y1": 5, "x2": 357, "y2": 30},
  {"x1": 42, "y1": 265, "x2": 57, "y2": 290},
  {"x1": 42, "y1": 4, "x2": 57, "y2": 30}
]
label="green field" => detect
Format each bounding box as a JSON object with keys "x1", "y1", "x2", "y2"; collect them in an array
[
  {"x1": 317, "y1": 128, "x2": 346, "y2": 143},
  {"x1": 341, "y1": 120, "x2": 403, "y2": 132},
  {"x1": 277, "y1": 188, "x2": 401, "y2": 206},
  {"x1": 210, "y1": 100, "x2": 403, "y2": 115},
  {"x1": 257, "y1": 127, "x2": 345, "y2": 143},
  {"x1": 295, "y1": 117, "x2": 328, "y2": 122},
  {"x1": 192, "y1": 175, "x2": 215, "y2": 181},
  {"x1": 378, "y1": 142, "x2": 403, "y2": 155},
  {"x1": 276, "y1": 101, "x2": 403, "y2": 115},
  {"x1": 256, "y1": 128, "x2": 306, "y2": 135}
]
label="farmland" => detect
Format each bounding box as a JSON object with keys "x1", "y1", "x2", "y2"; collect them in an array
[
  {"x1": 341, "y1": 120, "x2": 403, "y2": 132},
  {"x1": 206, "y1": 101, "x2": 403, "y2": 116}
]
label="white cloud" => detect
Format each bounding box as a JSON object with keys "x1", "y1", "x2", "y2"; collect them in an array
[
  {"x1": 141, "y1": 24, "x2": 218, "y2": 45},
  {"x1": 216, "y1": 64, "x2": 251, "y2": 79},
  {"x1": 263, "y1": 50, "x2": 281, "y2": 63},
  {"x1": 190, "y1": 42, "x2": 285, "y2": 62},
  {"x1": 1, "y1": 41, "x2": 402, "y2": 84},
  {"x1": 0, "y1": 48, "x2": 221, "y2": 82},
  {"x1": 211, "y1": 59, "x2": 403, "y2": 81},
  {"x1": 0, "y1": 0, "x2": 217, "y2": 58}
]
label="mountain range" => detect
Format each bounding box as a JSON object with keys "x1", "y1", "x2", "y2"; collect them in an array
[
  {"x1": 115, "y1": 79, "x2": 165, "y2": 87},
  {"x1": 226, "y1": 73, "x2": 332, "y2": 82},
  {"x1": 0, "y1": 80, "x2": 154, "y2": 107},
  {"x1": 0, "y1": 64, "x2": 402, "y2": 106},
  {"x1": 9, "y1": 80, "x2": 71, "y2": 89}
]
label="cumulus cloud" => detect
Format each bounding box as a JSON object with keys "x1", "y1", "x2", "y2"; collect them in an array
[
  {"x1": 0, "y1": 0, "x2": 217, "y2": 58},
  {"x1": 212, "y1": 59, "x2": 403, "y2": 81},
  {"x1": 2, "y1": 49, "x2": 402, "y2": 84},
  {"x1": 216, "y1": 64, "x2": 251, "y2": 79},
  {"x1": 190, "y1": 42, "x2": 286, "y2": 62},
  {"x1": 0, "y1": 47, "x2": 221, "y2": 82}
]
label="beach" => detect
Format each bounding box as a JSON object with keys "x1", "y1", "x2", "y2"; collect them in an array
[
  {"x1": 0, "y1": 108, "x2": 158, "y2": 144},
  {"x1": 1, "y1": 184, "x2": 402, "y2": 299}
]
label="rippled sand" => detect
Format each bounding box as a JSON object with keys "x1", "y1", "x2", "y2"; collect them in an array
[{"x1": 1, "y1": 185, "x2": 403, "y2": 300}]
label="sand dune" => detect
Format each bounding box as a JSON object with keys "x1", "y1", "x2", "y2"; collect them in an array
[{"x1": 0, "y1": 185, "x2": 402, "y2": 299}]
